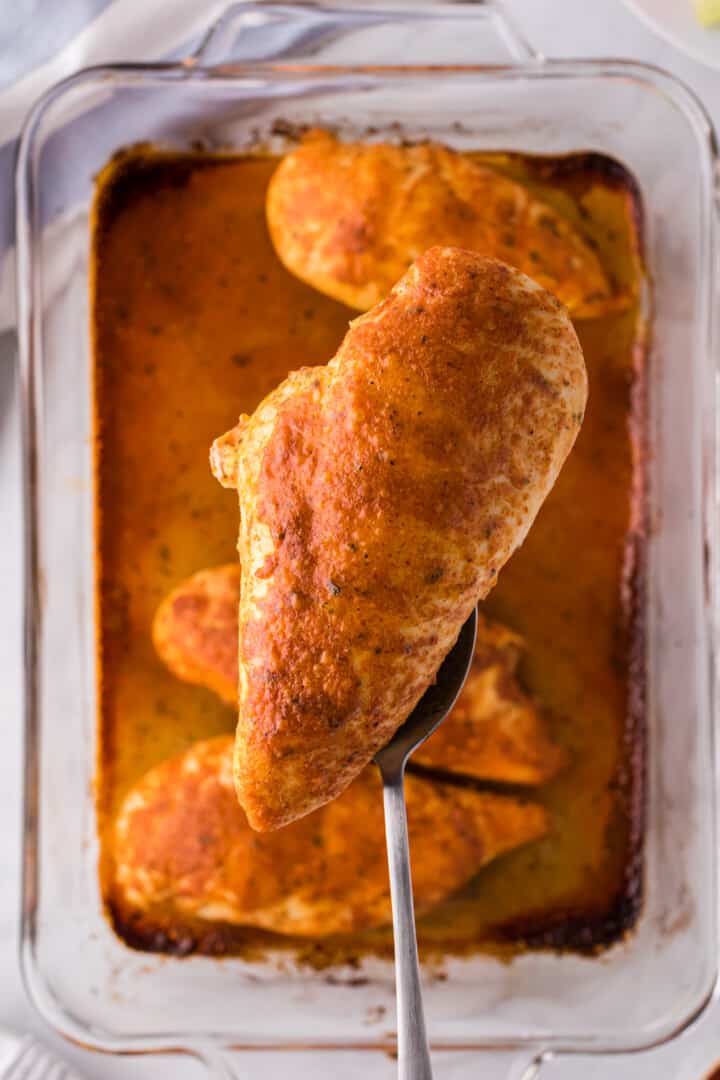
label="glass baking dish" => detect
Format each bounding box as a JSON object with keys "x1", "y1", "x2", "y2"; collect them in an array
[{"x1": 15, "y1": 2, "x2": 720, "y2": 1076}]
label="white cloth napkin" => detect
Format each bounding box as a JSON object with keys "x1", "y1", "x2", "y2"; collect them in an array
[{"x1": 0, "y1": 0, "x2": 226, "y2": 331}]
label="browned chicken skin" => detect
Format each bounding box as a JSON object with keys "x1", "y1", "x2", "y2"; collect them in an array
[
  {"x1": 153, "y1": 564, "x2": 239, "y2": 705},
  {"x1": 267, "y1": 130, "x2": 617, "y2": 318},
  {"x1": 211, "y1": 248, "x2": 586, "y2": 830},
  {"x1": 113, "y1": 736, "x2": 547, "y2": 937},
  {"x1": 153, "y1": 565, "x2": 565, "y2": 785}
]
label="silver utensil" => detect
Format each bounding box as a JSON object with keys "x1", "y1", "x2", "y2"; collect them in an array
[
  {"x1": 0, "y1": 1030, "x2": 82, "y2": 1080},
  {"x1": 375, "y1": 609, "x2": 478, "y2": 1080}
]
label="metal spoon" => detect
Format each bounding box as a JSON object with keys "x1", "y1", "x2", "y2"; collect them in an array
[{"x1": 375, "y1": 608, "x2": 479, "y2": 1080}]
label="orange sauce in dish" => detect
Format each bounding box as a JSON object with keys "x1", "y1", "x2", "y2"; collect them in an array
[{"x1": 93, "y1": 146, "x2": 645, "y2": 959}]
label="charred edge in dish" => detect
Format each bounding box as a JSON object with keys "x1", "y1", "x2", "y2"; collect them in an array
[
  {"x1": 483, "y1": 266, "x2": 649, "y2": 953},
  {"x1": 105, "y1": 897, "x2": 271, "y2": 958},
  {"x1": 487, "y1": 889, "x2": 643, "y2": 955},
  {"x1": 616, "y1": 313, "x2": 649, "y2": 940},
  {"x1": 106, "y1": 896, "x2": 379, "y2": 964},
  {"x1": 498, "y1": 154, "x2": 648, "y2": 953},
  {"x1": 92, "y1": 149, "x2": 233, "y2": 238},
  {"x1": 527, "y1": 150, "x2": 644, "y2": 200},
  {"x1": 523, "y1": 151, "x2": 646, "y2": 265}
]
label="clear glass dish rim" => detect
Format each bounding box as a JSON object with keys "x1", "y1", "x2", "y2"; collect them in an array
[{"x1": 13, "y1": 7, "x2": 720, "y2": 1066}]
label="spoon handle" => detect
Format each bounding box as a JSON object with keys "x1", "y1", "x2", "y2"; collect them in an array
[{"x1": 382, "y1": 768, "x2": 434, "y2": 1080}]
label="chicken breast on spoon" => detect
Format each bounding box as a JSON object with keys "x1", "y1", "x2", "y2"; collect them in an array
[{"x1": 211, "y1": 247, "x2": 587, "y2": 831}]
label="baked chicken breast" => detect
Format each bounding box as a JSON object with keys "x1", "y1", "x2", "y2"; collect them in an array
[
  {"x1": 211, "y1": 247, "x2": 586, "y2": 830},
  {"x1": 112, "y1": 736, "x2": 547, "y2": 938},
  {"x1": 266, "y1": 130, "x2": 615, "y2": 318},
  {"x1": 153, "y1": 565, "x2": 565, "y2": 785},
  {"x1": 153, "y1": 563, "x2": 239, "y2": 705}
]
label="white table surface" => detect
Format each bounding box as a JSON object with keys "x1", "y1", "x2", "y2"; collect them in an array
[{"x1": 3, "y1": 1, "x2": 720, "y2": 1076}]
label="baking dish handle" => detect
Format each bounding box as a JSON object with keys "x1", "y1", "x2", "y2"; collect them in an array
[
  {"x1": 199, "y1": 1047, "x2": 553, "y2": 1078},
  {"x1": 191, "y1": 1, "x2": 541, "y2": 69}
]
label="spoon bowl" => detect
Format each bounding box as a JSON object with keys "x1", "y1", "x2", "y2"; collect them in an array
[{"x1": 375, "y1": 609, "x2": 479, "y2": 778}]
